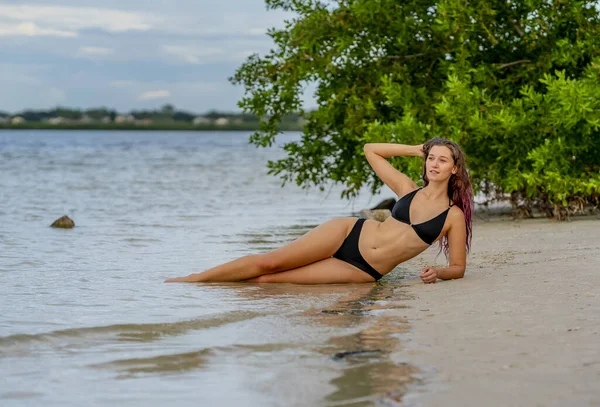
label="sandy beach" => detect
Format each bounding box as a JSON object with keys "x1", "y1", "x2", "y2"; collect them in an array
[{"x1": 389, "y1": 216, "x2": 600, "y2": 406}]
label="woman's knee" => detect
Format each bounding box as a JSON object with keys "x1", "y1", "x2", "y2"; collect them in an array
[
  {"x1": 325, "y1": 217, "x2": 355, "y2": 228},
  {"x1": 253, "y1": 253, "x2": 281, "y2": 273},
  {"x1": 253, "y1": 274, "x2": 274, "y2": 283}
]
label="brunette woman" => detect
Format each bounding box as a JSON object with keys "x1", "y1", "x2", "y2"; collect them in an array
[{"x1": 166, "y1": 137, "x2": 474, "y2": 284}]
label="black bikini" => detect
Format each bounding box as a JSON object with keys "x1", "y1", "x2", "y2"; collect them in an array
[
  {"x1": 333, "y1": 218, "x2": 384, "y2": 281},
  {"x1": 391, "y1": 187, "x2": 454, "y2": 245},
  {"x1": 332, "y1": 188, "x2": 453, "y2": 281}
]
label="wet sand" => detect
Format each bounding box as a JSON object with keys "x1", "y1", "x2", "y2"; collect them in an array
[{"x1": 390, "y1": 216, "x2": 600, "y2": 406}]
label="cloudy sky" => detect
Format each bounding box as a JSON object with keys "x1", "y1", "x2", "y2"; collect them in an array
[{"x1": 0, "y1": 1, "x2": 304, "y2": 114}]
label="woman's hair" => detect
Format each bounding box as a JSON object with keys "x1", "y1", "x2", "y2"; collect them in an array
[{"x1": 421, "y1": 137, "x2": 474, "y2": 258}]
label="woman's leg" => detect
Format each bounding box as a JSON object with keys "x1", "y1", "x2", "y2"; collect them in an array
[
  {"x1": 164, "y1": 217, "x2": 358, "y2": 282},
  {"x1": 246, "y1": 258, "x2": 376, "y2": 284}
]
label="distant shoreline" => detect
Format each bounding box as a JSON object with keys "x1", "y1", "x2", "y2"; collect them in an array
[{"x1": 0, "y1": 122, "x2": 303, "y2": 132}]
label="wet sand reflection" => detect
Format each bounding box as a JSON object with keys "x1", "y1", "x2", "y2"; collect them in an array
[{"x1": 310, "y1": 283, "x2": 419, "y2": 406}]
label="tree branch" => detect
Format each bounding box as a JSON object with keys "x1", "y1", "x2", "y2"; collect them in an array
[
  {"x1": 512, "y1": 21, "x2": 525, "y2": 37},
  {"x1": 386, "y1": 53, "x2": 427, "y2": 60},
  {"x1": 495, "y1": 59, "x2": 531, "y2": 69}
]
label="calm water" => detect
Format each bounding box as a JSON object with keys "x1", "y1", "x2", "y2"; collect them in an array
[{"x1": 0, "y1": 130, "x2": 416, "y2": 406}]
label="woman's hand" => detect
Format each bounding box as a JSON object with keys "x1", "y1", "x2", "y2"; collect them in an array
[
  {"x1": 415, "y1": 144, "x2": 425, "y2": 158},
  {"x1": 420, "y1": 267, "x2": 438, "y2": 284}
]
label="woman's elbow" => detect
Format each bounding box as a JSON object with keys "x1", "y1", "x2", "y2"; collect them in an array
[{"x1": 450, "y1": 265, "x2": 466, "y2": 279}]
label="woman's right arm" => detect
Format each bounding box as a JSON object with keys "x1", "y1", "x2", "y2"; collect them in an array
[{"x1": 363, "y1": 143, "x2": 423, "y2": 197}]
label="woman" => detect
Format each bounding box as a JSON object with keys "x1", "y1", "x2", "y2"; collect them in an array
[{"x1": 165, "y1": 137, "x2": 474, "y2": 284}]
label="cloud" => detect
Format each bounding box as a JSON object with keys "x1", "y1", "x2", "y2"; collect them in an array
[
  {"x1": 245, "y1": 27, "x2": 271, "y2": 36},
  {"x1": 0, "y1": 4, "x2": 155, "y2": 34},
  {"x1": 0, "y1": 2, "x2": 301, "y2": 112},
  {"x1": 0, "y1": 22, "x2": 77, "y2": 37},
  {"x1": 147, "y1": 7, "x2": 292, "y2": 38},
  {"x1": 80, "y1": 46, "x2": 114, "y2": 56},
  {"x1": 162, "y1": 45, "x2": 225, "y2": 65},
  {"x1": 159, "y1": 40, "x2": 271, "y2": 66},
  {"x1": 137, "y1": 90, "x2": 171, "y2": 101}
]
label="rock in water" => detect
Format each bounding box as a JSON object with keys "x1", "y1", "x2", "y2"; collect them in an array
[
  {"x1": 370, "y1": 198, "x2": 396, "y2": 211},
  {"x1": 359, "y1": 209, "x2": 391, "y2": 222},
  {"x1": 50, "y1": 215, "x2": 75, "y2": 229}
]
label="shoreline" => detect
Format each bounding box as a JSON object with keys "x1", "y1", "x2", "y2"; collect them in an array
[
  {"x1": 389, "y1": 216, "x2": 600, "y2": 406},
  {"x1": 0, "y1": 123, "x2": 303, "y2": 132}
]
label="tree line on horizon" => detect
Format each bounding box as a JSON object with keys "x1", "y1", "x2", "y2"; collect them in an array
[{"x1": 0, "y1": 104, "x2": 303, "y2": 125}]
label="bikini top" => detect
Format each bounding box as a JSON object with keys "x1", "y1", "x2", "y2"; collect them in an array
[{"x1": 390, "y1": 188, "x2": 453, "y2": 245}]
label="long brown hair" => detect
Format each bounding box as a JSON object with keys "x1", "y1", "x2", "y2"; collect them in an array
[{"x1": 421, "y1": 137, "x2": 474, "y2": 258}]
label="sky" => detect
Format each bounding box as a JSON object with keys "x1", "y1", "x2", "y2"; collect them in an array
[{"x1": 0, "y1": 1, "x2": 307, "y2": 114}]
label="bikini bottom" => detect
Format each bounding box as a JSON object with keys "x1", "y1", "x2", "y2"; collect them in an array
[{"x1": 332, "y1": 218, "x2": 384, "y2": 281}]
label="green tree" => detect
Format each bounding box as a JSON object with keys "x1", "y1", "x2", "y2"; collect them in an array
[
  {"x1": 52, "y1": 107, "x2": 82, "y2": 120},
  {"x1": 232, "y1": 0, "x2": 600, "y2": 213},
  {"x1": 85, "y1": 107, "x2": 116, "y2": 120},
  {"x1": 161, "y1": 104, "x2": 175, "y2": 117}
]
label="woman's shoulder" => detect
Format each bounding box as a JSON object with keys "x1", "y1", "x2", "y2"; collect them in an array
[{"x1": 448, "y1": 204, "x2": 465, "y2": 222}]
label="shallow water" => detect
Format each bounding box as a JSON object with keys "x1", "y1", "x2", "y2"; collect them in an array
[{"x1": 0, "y1": 130, "x2": 415, "y2": 406}]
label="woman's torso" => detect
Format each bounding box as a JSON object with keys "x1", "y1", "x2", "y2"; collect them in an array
[{"x1": 357, "y1": 188, "x2": 454, "y2": 275}]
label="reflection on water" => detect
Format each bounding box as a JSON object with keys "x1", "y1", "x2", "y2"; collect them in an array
[
  {"x1": 314, "y1": 284, "x2": 418, "y2": 406},
  {"x1": 85, "y1": 283, "x2": 421, "y2": 405},
  {"x1": 92, "y1": 343, "x2": 296, "y2": 379},
  {"x1": 0, "y1": 311, "x2": 261, "y2": 357},
  {"x1": 97, "y1": 348, "x2": 213, "y2": 377}
]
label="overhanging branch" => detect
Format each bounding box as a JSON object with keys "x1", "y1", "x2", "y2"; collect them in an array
[
  {"x1": 386, "y1": 53, "x2": 427, "y2": 60},
  {"x1": 495, "y1": 59, "x2": 531, "y2": 69}
]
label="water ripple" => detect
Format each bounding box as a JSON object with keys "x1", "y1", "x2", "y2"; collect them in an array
[{"x1": 0, "y1": 311, "x2": 260, "y2": 355}]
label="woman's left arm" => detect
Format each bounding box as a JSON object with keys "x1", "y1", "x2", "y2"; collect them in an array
[{"x1": 420, "y1": 208, "x2": 467, "y2": 283}]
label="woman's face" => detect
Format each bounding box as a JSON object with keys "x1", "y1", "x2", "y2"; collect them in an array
[{"x1": 426, "y1": 145, "x2": 457, "y2": 181}]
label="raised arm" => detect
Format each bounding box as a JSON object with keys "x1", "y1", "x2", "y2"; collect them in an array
[{"x1": 363, "y1": 143, "x2": 422, "y2": 197}]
